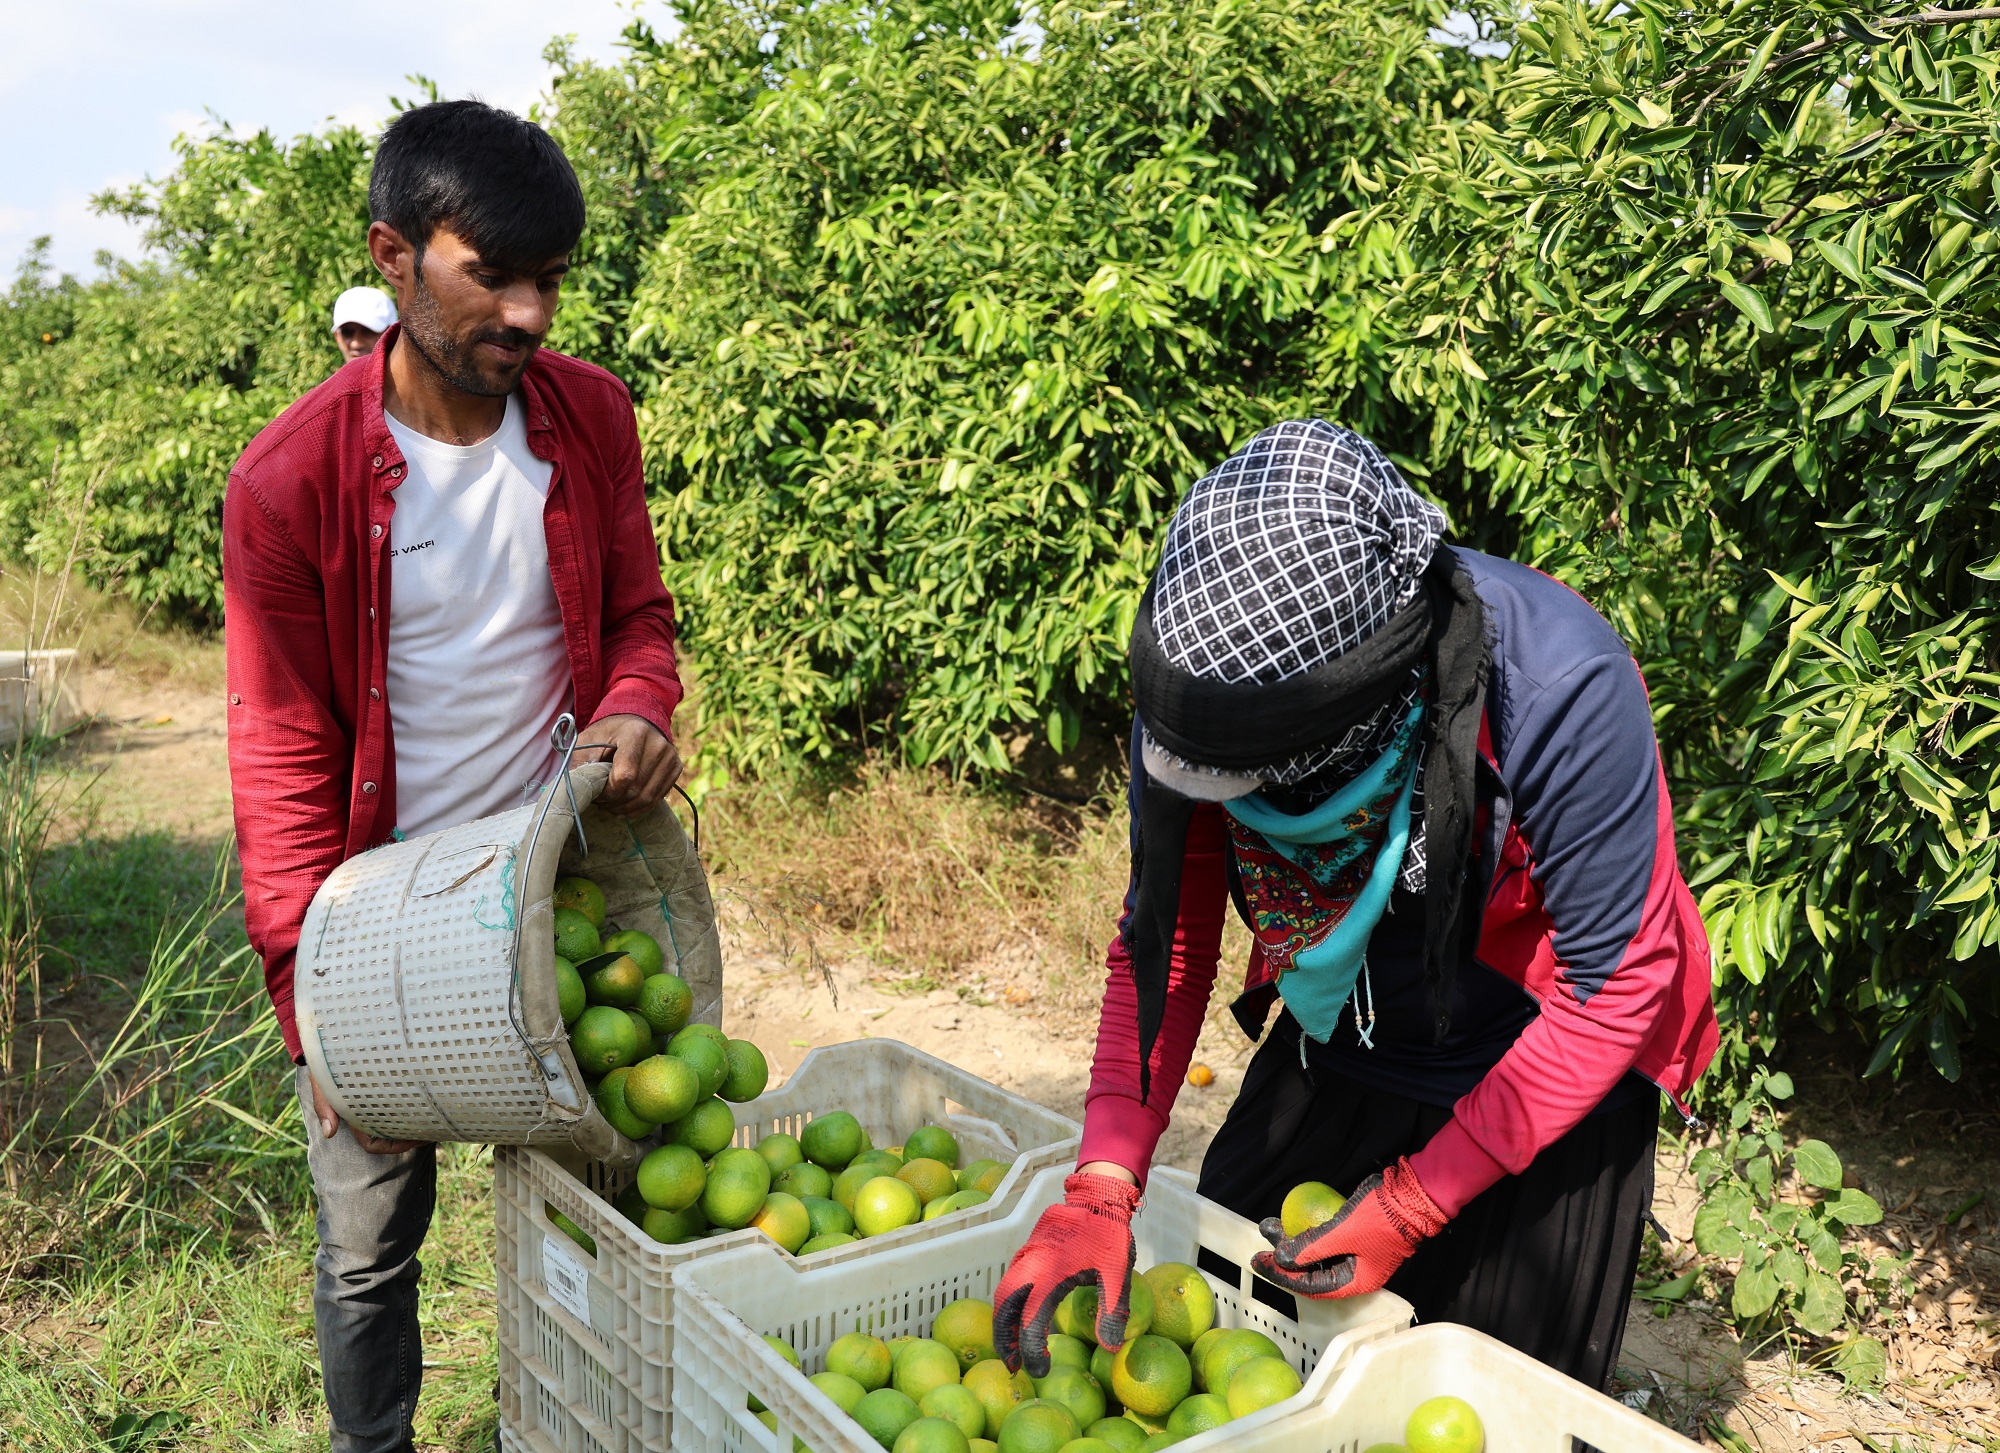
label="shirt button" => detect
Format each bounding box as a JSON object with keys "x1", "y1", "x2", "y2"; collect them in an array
[
  {"x1": 369, "y1": 607, "x2": 377, "y2": 620},
  {"x1": 370, "y1": 687, "x2": 381, "y2": 700},
  {"x1": 390, "y1": 466, "x2": 402, "y2": 479},
  {"x1": 372, "y1": 455, "x2": 384, "y2": 469},
  {"x1": 371, "y1": 524, "x2": 383, "y2": 538},
  {"x1": 229, "y1": 693, "x2": 241, "y2": 705},
  {"x1": 361, "y1": 781, "x2": 378, "y2": 795}
]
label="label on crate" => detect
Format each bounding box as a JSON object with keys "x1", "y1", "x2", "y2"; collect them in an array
[{"x1": 541, "y1": 1233, "x2": 592, "y2": 1330}]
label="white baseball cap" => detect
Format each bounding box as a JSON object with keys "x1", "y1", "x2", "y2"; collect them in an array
[{"x1": 330, "y1": 286, "x2": 398, "y2": 334}]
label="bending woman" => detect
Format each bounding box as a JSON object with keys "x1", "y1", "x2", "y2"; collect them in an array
[{"x1": 994, "y1": 420, "x2": 1716, "y2": 1390}]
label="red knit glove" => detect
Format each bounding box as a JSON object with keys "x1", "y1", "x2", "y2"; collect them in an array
[
  {"x1": 1251, "y1": 1158, "x2": 1447, "y2": 1298},
  {"x1": 993, "y1": 1173, "x2": 1141, "y2": 1376}
]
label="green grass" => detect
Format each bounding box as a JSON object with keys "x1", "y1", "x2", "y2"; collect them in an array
[
  {"x1": 0, "y1": 823, "x2": 500, "y2": 1452},
  {"x1": 0, "y1": 1141, "x2": 499, "y2": 1453}
]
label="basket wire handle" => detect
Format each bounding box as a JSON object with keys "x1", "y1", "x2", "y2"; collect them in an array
[{"x1": 515, "y1": 711, "x2": 590, "y2": 1096}]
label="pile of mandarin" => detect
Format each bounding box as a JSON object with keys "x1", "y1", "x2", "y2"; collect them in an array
[
  {"x1": 751, "y1": 1262, "x2": 1311, "y2": 1452},
  {"x1": 544, "y1": 875, "x2": 1008, "y2": 1253}
]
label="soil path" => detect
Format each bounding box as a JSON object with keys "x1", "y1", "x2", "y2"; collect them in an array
[{"x1": 59, "y1": 671, "x2": 2000, "y2": 1451}]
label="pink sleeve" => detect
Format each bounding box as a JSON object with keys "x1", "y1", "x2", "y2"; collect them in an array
[
  {"x1": 1410, "y1": 752, "x2": 1686, "y2": 1218},
  {"x1": 1078, "y1": 803, "x2": 1230, "y2": 1187}
]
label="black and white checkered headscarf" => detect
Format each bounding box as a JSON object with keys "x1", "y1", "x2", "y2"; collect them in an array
[
  {"x1": 1140, "y1": 420, "x2": 1445, "y2": 890},
  {"x1": 1123, "y1": 419, "x2": 1493, "y2": 1092}
]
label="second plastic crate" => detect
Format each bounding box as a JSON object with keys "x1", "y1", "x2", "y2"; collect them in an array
[
  {"x1": 496, "y1": 1038, "x2": 1081, "y2": 1453},
  {"x1": 668, "y1": 1161, "x2": 1416, "y2": 1453},
  {"x1": 1292, "y1": 1322, "x2": 1701, "y2": 1452}
]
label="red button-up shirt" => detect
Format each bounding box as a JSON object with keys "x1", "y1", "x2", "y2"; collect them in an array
[{"x1": 224, "y1": 328, "x2": 683, "y2": 1059}]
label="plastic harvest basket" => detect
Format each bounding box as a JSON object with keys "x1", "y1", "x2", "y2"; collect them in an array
[
  {"x1": 667, "y1": 1162, "x2": 1417, "y2": 1453},
  {"x1": 1296, "y1": 1322, "x2": 1702, "y2": 1453},
  {"x1": 496, "y1": 1039, "x2": 1083, "y2": 1453},
  {"x1": 295, "y1": 759, "x2": 721, "y2": 1165}
]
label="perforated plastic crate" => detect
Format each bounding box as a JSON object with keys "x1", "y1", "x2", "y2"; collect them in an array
[
  {"x1": 1293, "y1": 1322, "x2": 1701, "y2": 1452},
  {"x1": 496, "y1": 1039, "x2": 1082, "y2": 1453},
  {"x1": 295, "y1": 760, "x2": 720, "y2": 1163},
  {"x1": 668, "y1": 1162, "x2": 1415, "y2": 1453}
]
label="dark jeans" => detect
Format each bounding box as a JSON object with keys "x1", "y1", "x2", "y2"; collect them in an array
[
  {"x1": 1196, "y1": 1028, "x2": 1658, "y2": 1392},
  {"x1": 297, "y1": 1066, "x2": 436, "y2": 1453}
]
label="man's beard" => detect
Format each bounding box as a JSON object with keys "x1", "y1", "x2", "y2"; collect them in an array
[{"x1": 398, "y1": 267, "x2": 541, "y2": 397}]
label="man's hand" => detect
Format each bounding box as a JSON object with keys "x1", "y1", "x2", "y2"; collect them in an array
[
  {"x1": 575, "y1": 713, "x2": 681, "y2": 817},
  {"x1": 309, "y1": 1071, "x2": 428, "y2": 1155}
]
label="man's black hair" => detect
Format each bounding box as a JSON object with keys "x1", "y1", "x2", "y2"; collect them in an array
[{"x1": 369, "y1": 100, "x2": 585, "y2": 271}]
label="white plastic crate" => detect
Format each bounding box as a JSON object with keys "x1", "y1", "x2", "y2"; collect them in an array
[
  {"x1": 668, "y1": 1162, "x2": 1415, "y2": 1453},
  {"x1": 497, "y1": 1039, "x2": 1083, "y2": 1453},
  {"x1": 1296, "y1": 1323, "x2": 1701, "y2": 1453},
  {"x1": 295, "y1": 758, "x2": 721, "y2": 1163}
]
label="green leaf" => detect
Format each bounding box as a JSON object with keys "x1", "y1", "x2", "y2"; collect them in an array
[
  {"x1": 1732, "y1": 1259, "x2": 1781, "y2": 1320},
  {"x1": 1873, "y1": 264, "x2": 1929, "y2": 296},
  {"x1": 1771, "y1": 1242, "x2": 1809, "y2": 1291},
  {"x1": 1620, "y1": 345, "x2": 1669, "y2": 394},
  {"x1": 1831, "y1": 1335, "x2": 1888, "y2": 1389},
  {"x1": 1636, "y1": 1266, "x2": 1702, "y2": 1301},
  {"x1": 1864, "y1": 1017, "x2": 1919, "y2": 1077},
  {"x1": 1814, "y1": 373, "x2": 1890, "y2": 421},
  {"x1": 1929, "y1": 1013, "x2": 1962, "y2": 1081},
  {"x1": 1803, "y1": 1219, "x2": 1843, "y2": 1271},
  {"x1": 1827, "y1": 1188, "x2": 1883, "y2": 1226},
  {"x1": 1796, "y1": 1271, "x2": 1847, "y2": 1335},
  {"x1": 1693, "y1": 1199, "x2": 1745, "y2": 1256},
  {"x1": 1792, "y1": 1139, "x2": 1843, "y2": 1190},
  {"x1": 1764, "y1": 1071, "x2": 1794, "y2": 1100},
  {"x1": 1720, "y1": 280, "x2": 1775, "y2": 332},
  {"x1": 1815, "y1": 239, "x2": 1864, "y2": 285}
]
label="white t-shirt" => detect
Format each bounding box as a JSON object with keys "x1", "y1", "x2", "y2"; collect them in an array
[{"x1": 383, "y1": 394, "x2": 573, "y2": 838}]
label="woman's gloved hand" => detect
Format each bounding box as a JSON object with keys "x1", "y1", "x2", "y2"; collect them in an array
[
  {"x1": 1251, "y1": 1157, "x2": 1447, "y2": 1298},
  {"x1": 992, "y1": 1171, "x2": 1141, "y2": 1376}
]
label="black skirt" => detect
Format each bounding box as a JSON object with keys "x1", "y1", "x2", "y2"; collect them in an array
[{"x1": 1195, "y1": 1024, "x2": 1658, "y2": 1392}]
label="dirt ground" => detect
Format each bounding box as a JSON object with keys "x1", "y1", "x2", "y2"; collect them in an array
[{"x1": 56, "y1": 667, "x2": 2000, "y2": 1452}]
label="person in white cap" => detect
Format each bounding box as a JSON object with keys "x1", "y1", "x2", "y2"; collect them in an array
[{"x1": 329, "y1": 285, "x2": 398, "y2": 361}]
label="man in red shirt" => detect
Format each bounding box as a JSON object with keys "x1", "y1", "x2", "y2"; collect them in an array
[{"x1": 225, "y1": 100, "x2": 682, "y2": 1453}]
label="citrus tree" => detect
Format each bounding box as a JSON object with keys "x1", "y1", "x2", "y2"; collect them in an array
[
  {"x1": 1365, "y1": 0, "x2": 2000, "y2": 1076},
  {"x1": 622, "y1": 0, "x2": 1498, "y2": 769}
]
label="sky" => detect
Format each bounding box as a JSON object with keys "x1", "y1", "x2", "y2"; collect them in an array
[{"x1": 0, "y1": 0, "x2": 669, "y2": 280}]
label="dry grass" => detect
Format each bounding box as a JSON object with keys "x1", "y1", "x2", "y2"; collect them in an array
[
  {"x1": 697, "y1": 759, "x2": 1141, "y2": 1022},
  {"x1": 0, "y1": 569, "x2": 226, "y2": 698}
]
